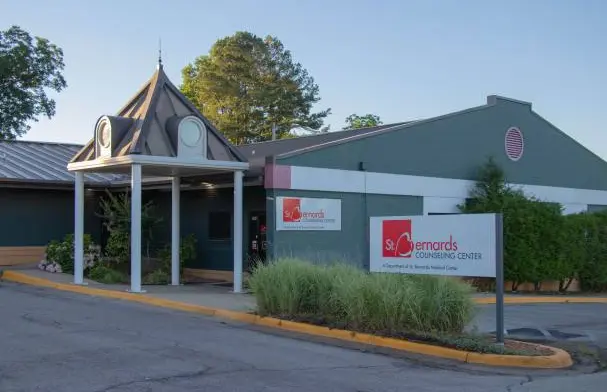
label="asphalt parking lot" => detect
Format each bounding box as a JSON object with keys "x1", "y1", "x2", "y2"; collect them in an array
[
  {"x1": 472, "y1": 303, "x2": 607, "y2": 347},
  {"x1": 1, "y1": 282, "x2": 606, "y2": 392}
]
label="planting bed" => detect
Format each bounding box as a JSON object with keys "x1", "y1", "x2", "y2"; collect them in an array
[{"x1": 248, "y1": 259, "x2": 558, "y2": 357}]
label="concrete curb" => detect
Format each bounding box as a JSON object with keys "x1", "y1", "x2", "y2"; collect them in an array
[{"x1": 3, "y1": 271, "x2": 574, "y2": 369}]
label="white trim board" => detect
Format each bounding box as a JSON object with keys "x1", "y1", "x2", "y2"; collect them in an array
[
  {"x1": 288, "y1": 165, "x2": 607, "y2": 208},
  {"x1": 68, "y1": 155, "x2": 249, "y2": 173}
]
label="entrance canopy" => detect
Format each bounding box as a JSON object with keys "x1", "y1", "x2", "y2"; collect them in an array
[{"x1": 67, "y1": 63, "x2": 249, "y2": 293}]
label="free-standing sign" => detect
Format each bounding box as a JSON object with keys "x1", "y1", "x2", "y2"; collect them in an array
[
  {"x1": 369, "y1": 213, "x2": 505, "y2": 344},
  {"x1": 276, "y1": 197, "x2": 341, "y2": 231},
  {"x1": 370, "y1": 214, "x2": 497, "y2": 277}
]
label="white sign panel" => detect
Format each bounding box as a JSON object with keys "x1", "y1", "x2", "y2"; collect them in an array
[
  {"x1": 369, "y1": 214, "x2": 497, "y2": 277},
  {"x1": 276, "y1": 196, "x2": 341, "y2": 231}
]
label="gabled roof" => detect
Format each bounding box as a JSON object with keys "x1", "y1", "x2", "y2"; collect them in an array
[
  {"x1": 238, "y1": 122, "x2": 413, "y2": 167},
  {"x1": 70, "y1": 65, "x2": 247, "y2": 164},
  {"x1": 270, "y1": 96, "x2": 502, "y2": 160}
]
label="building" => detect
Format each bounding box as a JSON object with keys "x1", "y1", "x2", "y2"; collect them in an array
[{"x1": 3, "y1": 65, "x2": 607, "y2": 285}]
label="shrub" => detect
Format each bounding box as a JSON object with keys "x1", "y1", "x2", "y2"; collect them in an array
[
  {"x1": 578, "y1": 212, "x2": 607, "y2": 292},
  {"x1": 459, "y1": 158, "x2": 607, "y2": 292},
  {"x1": 88, "y1": 264, "x2": 128, "y2": 284},
  {"x1": 143, "y1": 269, "x2": 170, "y2": 285},
  {"x1": 157, "y1": 233, "x2": 198, "y2": 275},
  {"x1": 44, "y1": 233, "x2": 100, "y2": 274},
  {"x1": 248, "y1": 259, "x2": 475, "y2": 334},
  {"x1": 104, "y1": 230, "x2": 130, "y2": 265},
  {"x1": 97, "y1": 190, "x2": 163, "y2": 263},
  {"x1": 556, "y1": 213, "x2": 591, "y2": 291}
]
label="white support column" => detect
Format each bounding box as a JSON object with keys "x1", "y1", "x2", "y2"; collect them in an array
[
  {"x1": 74, "y1": 172, "x2": 85, "y2": 285},
  {"x1": 233, "y1": 170, "x2": 244, "y2": 293},
  {"x1": 171, "y1": 176, "x2": 181, "y2": 286},
  {"x1": 130, "y1": 164, "x2": 144, "y2": 293}
]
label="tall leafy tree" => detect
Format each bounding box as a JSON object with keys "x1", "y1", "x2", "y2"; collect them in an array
[
  {"x1": 343, "y1": 113, "x2": 382, "y2": 130},
  {"x1": 0, "y1": 25, "x2": 67, "y2": 140},
  {"x1": 181, "y1": 32, "x2": 331, "y2": 144}
]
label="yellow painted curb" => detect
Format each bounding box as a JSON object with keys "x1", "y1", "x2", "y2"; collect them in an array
[
  {"x1": 466, "y1": 345, "x2": 573, "y2": 369},
  {"x1": 474, "y1": 296, "x2": 607, "y2": 305},
  {"x1": 3, "y1": 271, "x2": 574, "y2": 369}
]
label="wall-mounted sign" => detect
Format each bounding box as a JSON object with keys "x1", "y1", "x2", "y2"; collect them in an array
[
  {"x1": 276, "y1": 196, "x2": 341, "y2": 231},
  {"x1": 369, "y1": 213, "x2": 498, "y2": 277}
]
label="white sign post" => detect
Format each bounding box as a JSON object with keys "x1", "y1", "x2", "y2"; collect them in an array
[
  {"x1": 276, "y1": 196, "x2": 342, "y2": 231},
  {"x1": 369, "y1": 213, "x2": 505, "y2": 344}
]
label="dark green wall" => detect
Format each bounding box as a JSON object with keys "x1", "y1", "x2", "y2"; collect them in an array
[
  {"x1": 279, "y1": 98, "x2": 607, "y2": 191},
  {"x1": 0, "y1": 188, "x2": 102, "y2": 247},
  {"x1": 145, "y1": 185, "x2": 266, "y2": 271},
  {"x1": 588, "y1": 204, "x2": 607, "y2": 213},
  {"x1": 0, "y1": 185, "x2": 266, "y2": 273},
  {"x1": 266, "y1": 189, "x2": 422, "y2": 268}
]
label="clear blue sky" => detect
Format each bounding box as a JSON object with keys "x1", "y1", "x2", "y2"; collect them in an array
[{"x1": 2, "y1": 0, "x2": 606, "y2": 157}]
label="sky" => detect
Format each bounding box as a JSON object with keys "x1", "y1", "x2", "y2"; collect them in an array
[{"x1": 2, "y1": 0, "x2": 607, "y2": 157}]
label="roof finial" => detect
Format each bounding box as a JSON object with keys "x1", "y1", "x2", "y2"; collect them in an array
[{"x1": 157, "y1": 37, "x2": 163, "y2": 70}]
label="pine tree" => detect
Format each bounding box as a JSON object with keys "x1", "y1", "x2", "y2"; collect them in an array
[{"x1": 181, "y1": 32, "x2": 331, "y2": 144}]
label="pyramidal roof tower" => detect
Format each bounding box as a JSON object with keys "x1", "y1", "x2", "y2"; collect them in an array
[
  {"x1": 68, "y1": 58, "x2": 249, "y2": 295},
  {"x1": 69, "y1": 60, "x2": 248, "y2": 175}
]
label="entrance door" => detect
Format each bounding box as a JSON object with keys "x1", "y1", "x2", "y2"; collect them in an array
[{"x1": 247, "y1": 212, "x2": 267, "y2": 271}]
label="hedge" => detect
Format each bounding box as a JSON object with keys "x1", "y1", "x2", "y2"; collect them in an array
[{"x1": 461, "y1": 158, "x2": 607, "y2": 292}]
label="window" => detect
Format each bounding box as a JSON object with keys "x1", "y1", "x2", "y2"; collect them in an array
[{"x1": 208, "y1": 211, "x2": 231, "y2": 240}]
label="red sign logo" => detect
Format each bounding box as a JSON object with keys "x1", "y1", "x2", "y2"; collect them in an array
[
  {"x1": 282, "y1": 198, "x2": 302, "y2": 222},
  {"x1": 382, "y1": 220, "x2": 413, "y2": 258}
]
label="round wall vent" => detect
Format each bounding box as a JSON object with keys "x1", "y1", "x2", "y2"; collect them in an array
[
  {"x1": 179, "y1": 118, "x2": 203, "y2": 147},
  {"x1": 505, "y1": 127, "x2": 524, "y2": 161}
]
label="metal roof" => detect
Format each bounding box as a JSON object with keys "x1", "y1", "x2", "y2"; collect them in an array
[
  {"x1": 0, "y1": 140, "x2": 123, "y2": 186},
  {"x1": 237, "y1": 122, "x2": 413, "y2": 167},
  {"x1": 0, "y1": 124, "x2": 415, "y2": 186},
  {"x1": 71, "y1": 64, "x2": 247, "y2": 165}
]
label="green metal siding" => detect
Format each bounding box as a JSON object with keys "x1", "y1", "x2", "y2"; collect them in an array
[
  {"x1": 279, "y1": 98, "x2": 607, "y2": 191},
  {"x1": 0, "y1": 185, "x2": 265, "y2": 271},
  {"x1": 266, "y1": 189, "x2": 422, "y2": 268},
  {"x1": 587, "y1": 204, "x2": 607, "y2": 213},
  {"x1": 146, "y1": 186, "x2": 266, "y2": 271},
  {"x1": 0, "y1": 188, "x2": 102, "y2": 247}
]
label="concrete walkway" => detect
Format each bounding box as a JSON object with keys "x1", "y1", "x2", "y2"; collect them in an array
[{"x1": 15, "y1": 268, "x2": 256, "y2": 312}]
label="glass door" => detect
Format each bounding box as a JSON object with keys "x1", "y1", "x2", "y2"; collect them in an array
[{"x1": 247, "y1": 212, "x2": 267, "y2": 271}]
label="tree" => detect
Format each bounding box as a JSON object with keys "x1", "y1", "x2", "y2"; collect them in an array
[
  {"x1": 0, "y1": 26, "x2": 67, "y2": 140},
  {"x1": 343, "y1": 113, "x2": 382, "y2": 130},
  {"x1": 181, "y1": 31, "x2": 331, "y2": 144}
]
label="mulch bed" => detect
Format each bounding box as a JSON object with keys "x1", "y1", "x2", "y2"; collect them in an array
[{"x1": 502, "y1": 340, "x2": 553, "y2": 356}]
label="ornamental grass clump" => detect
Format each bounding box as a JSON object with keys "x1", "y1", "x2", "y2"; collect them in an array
[{"x1": 248, "y1": 258, "x2": 475, "y2": 335}]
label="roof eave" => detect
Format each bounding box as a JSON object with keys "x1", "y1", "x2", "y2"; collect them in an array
[{"x1": 67, "y1": 155, "x2": 250, "y2": 173}]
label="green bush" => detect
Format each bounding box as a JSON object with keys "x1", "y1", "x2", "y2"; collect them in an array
[
  {"x1": 45, "y1": 233, "x2": 99, "y2": 274},
  {"x1": 578, "y1": 212, "x2": 607, "y2": 292},
  {"x1": 97, "y1": 190, "x2": 163, "y2": 263},
  {"x1": 460, "y1": 158, "x2": 607, "y2": 292},
  {"x1": 88, "y1": 264, "x2": 128, "y2": 284},
  {"x1": 248, "y1": 259, "x2": 475, "y2": 334},
  {"x1": 142, "y1": 269, "x2": 170, "y2": 285},
  {"x1": 104, "y1": 230, "x2": 130, "y2": 265},
  {"x1": 158, "y1": 233, "x2": 198, "y2": 275}
]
